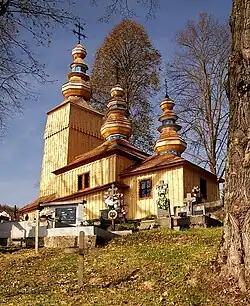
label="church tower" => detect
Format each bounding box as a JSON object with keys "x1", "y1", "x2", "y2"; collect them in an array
[
  {"x1": 100, "y1": 84, "x2": 132, "y2": 141},
  {"x1": 154, "y1": 93, "x2": 186, "y2": 156},
  {"x1": 39, "y1": 43, "x2": 103, "y2": 197}
]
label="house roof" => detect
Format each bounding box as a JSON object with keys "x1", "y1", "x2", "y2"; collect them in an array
[
  {"x1": 120, "y1": 153, "x2": 219, "y2": 182},
  {"x1": 47, "y1": 96, "x2": 103, "y2": 117},
  {"x1": 48, "y1": 181, "x2": 129, "y2": 203},
  {"x1": 53, "y1": 138, "x2": 150, "y2": 175},
  {"x1": 19, "y1": 181, "x2": 129, "y2": 213},
  {"x1": 19, "y1": 194, "x2": 57, "y2": 214}
]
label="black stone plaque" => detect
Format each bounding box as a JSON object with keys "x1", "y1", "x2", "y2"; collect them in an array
[
  {"x1": 193, "y1": 210, "x2": 204, "y2": 216},
  {"x1": 55, "y1": 206, "x2": 76, "y2": 224}
]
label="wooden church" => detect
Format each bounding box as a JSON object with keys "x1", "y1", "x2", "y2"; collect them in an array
[{"x1": 19, "y1": 43, "x2": 220, "y2": 222}]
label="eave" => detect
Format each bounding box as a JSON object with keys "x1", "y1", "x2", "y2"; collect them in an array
[
  {"x1": 120, "y1": 158, "x2": 219, "y2": 183},
  {"x1": 53, "y1": 140, "x2": 149, "y2": 175},
  {"x1": 49, "y1": 181, "x2": 129, "y2": 203}
]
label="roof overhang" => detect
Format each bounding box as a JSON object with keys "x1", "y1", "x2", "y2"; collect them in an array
[
  {"x1": 53, "y1": 140, "x2": 149, "y2": 175},
  {"x1": 40, "y1": 200, "x2": 86, "y2": 207}
]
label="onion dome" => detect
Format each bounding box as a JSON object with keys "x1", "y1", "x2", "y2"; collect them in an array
[
  {"x1": 154, "y1": 96, "x2": 187, "y2": 156},
  {"x1": 100, "y1": 84, "x2": 132, "y2": 141},
  {"x1": 61, "y1": 43, "x2": 91, "y2": 101}
]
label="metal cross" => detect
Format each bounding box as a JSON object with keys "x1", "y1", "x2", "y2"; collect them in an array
[
  {"x1": 164, "y1": 79, "x2": 169, "y2": 98},
  {"x1": 73, "y1": 21, "x2": 87, "y2": 44},
  {"x1": 110, "y1": 184, "x2": 118, "y2": 198}
]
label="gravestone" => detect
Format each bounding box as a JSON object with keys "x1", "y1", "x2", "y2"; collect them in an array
[
  {"x1": 184, "y1": 193, "x2": 196, "y2": 216},
  {"x1": 55, "y1": 207, "x2": 76, "y2": 225}
]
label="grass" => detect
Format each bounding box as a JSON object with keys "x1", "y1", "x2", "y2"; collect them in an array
[{"x1": 0, "y1": 227, "x2": 249, "y2": 306}]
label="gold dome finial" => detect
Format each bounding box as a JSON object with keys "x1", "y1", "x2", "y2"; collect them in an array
[
  {"x1": 100, "y1": 84, "x2": 132, "y2": 141},
  {"x1": 61, "y1": 43, "x2": 91, "y2": 101},
  {"x1": 154, "y1": 95, "x2": 187, "y2": 156}
]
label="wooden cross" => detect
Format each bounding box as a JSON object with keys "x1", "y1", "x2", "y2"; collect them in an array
[{"x1": 73, "y1": 21, "x2": 87, "y2": 44}]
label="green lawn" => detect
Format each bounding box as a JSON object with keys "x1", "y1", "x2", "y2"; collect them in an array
[{"x1": 0, "y1": 228, "x2": 249, "y2": 306}]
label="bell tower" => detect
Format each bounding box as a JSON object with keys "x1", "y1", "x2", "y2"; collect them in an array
[{"x1": 39, "y1": 43, "x2": 103, "y2": 197}]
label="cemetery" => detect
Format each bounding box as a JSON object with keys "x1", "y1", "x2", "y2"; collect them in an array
[{"x1": 0, "y1": 181, "x2": 223, "y2": 251}]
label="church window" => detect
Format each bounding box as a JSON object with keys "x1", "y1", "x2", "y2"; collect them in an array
[
  {"x1": 84, "y1": 172, "x2": 90, "y2": 188},
  {"x1": 200, "y1": 177, "x2": 207, "y2": 199},
  {"x1": 77, "y1": 172, "x2": 90, "y2": 190},
  {"x1": 139, "y1": 178, "x2": 152, "y2": 199}
]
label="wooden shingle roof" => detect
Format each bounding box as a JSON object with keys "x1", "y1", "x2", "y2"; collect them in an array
[
  {"x1": 19, "y1": 194, "x2": 56, "y2": 214},
  {"x1": 53, "y1": 138, "x2": 150, "y2": 175},
  {"x1": 120, "y1": 153, "x2": 219, "y2": 182}
]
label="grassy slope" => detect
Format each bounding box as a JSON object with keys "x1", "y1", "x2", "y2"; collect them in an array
[{"x1": 0, "y1": 228, "x2": 249, "y2": 306}]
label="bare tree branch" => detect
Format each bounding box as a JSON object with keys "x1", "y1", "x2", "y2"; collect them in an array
[
  {"x1": 90, "y1": 0, "x2": 160, "y2": 22},
  {"x1": 166, "y1": 12, "x2": 230, "y2": 176},
  {"x1": 0, "y1": 0, "x2": 80, "y2": 135}
]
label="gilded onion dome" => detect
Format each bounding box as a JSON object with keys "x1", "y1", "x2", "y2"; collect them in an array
[
  {"x1": 100, "y1": 84, "x2": 132, "y2": 141},
  {"x1": 154, "y1": 95, "x2": 187, "y2": 156},
  {"x1": 61, "y1": 43, "x2": 91, "y2": 100}
]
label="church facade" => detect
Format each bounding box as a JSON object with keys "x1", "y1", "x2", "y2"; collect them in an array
[{"x1": 19, "y1": 43, "x2": 220, "y2": 222}]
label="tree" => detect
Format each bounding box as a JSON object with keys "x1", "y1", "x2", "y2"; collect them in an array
[
  {"x1": 91, "y1": 19, "x2": 161, "y2": 152},
  {"x1": 90, "y1": 0, "x2": 160, "y2": 21},
  {"x1": 167, "y1": 12, "x2": 230, "y2": 176},
  {"x1": 0, "y1": 0, "x2": 78, "y2": 134},
  {"x1": 220, "y1": 0, "x2": 250, "y2": 292},
  {"x1": 0, "y1": 1, "x2": 160, "y2": 136},
  {"x1": 0, "y1": 203, "x2": 17, "y2": 219}
]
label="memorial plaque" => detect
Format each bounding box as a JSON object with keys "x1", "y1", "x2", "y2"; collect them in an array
[{"x1": 55, "y1": 206, "x2": 76, "y2": 224}]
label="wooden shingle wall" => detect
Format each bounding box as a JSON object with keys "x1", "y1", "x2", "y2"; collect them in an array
[
  {"x1": 68, "y1": 105, "x2": 103, "y2": 163},
  {"x1": 39, "y1": 103, "x2": 103, "y2": 197},
  {"x1": 122, "y1": 166, "x2": 184, "y2": 219},
  {"x1": 56, "y1": 155, "x2": 117, "y2": 198},
  {"x1": 40, "y1": 104, "x2": 71, "y2": 197},
  {"x1": 183, "y1": 166, "x2": 219, "y2": 202}
]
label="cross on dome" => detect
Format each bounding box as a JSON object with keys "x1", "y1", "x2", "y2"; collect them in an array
[{"x1": 73, "y1": 21, "x2": 87, "y2": 44}]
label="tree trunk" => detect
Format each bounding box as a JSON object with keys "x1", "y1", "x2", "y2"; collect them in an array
[{"x1": 220, "y1": 0, "x2": 250, "y2": 292}]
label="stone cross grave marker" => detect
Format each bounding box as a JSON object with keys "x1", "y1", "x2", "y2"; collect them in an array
[{"x1": 184, "y1": 193, "x2": 196, "y2": 216}]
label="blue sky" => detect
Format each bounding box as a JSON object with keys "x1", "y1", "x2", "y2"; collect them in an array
[{"x1": 0, "y1": 0, "x2": 232, "y2": 208}]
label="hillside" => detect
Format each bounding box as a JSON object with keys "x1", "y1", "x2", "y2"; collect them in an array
[{"x1": 0, "y1": 228, "x2": 249, "y2": 306}]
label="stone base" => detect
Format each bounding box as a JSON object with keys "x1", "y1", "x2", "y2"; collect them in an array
[
  {"x1": 156, "y1": 215, "x2": 223, "y2": 230},
  {"x1": 156, "y1": 217, "x2": 172, "y2": 228},
  {"x1": 44, "y1": 235, "x2": 96, "y2": 249},
  {"x1": 139, "y1": 220, "x2": 156, "y2": 230}
]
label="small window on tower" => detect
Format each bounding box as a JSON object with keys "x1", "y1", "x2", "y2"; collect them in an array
[
  {"x1": 84, "y1": 172, "x2": 90, "y2": 188},
  {"x1": 139, "y1": 179, "x2": 152, "y2": 199},
  {"x1": 200, "y1": 177, "x2": 207, "y2": 199},
  {"x1": 77, "y1": 172, "x2": 90, "y2": 191},
  {"x1": 77, "y1": 175, "x2": 82, "y2": 191}
]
